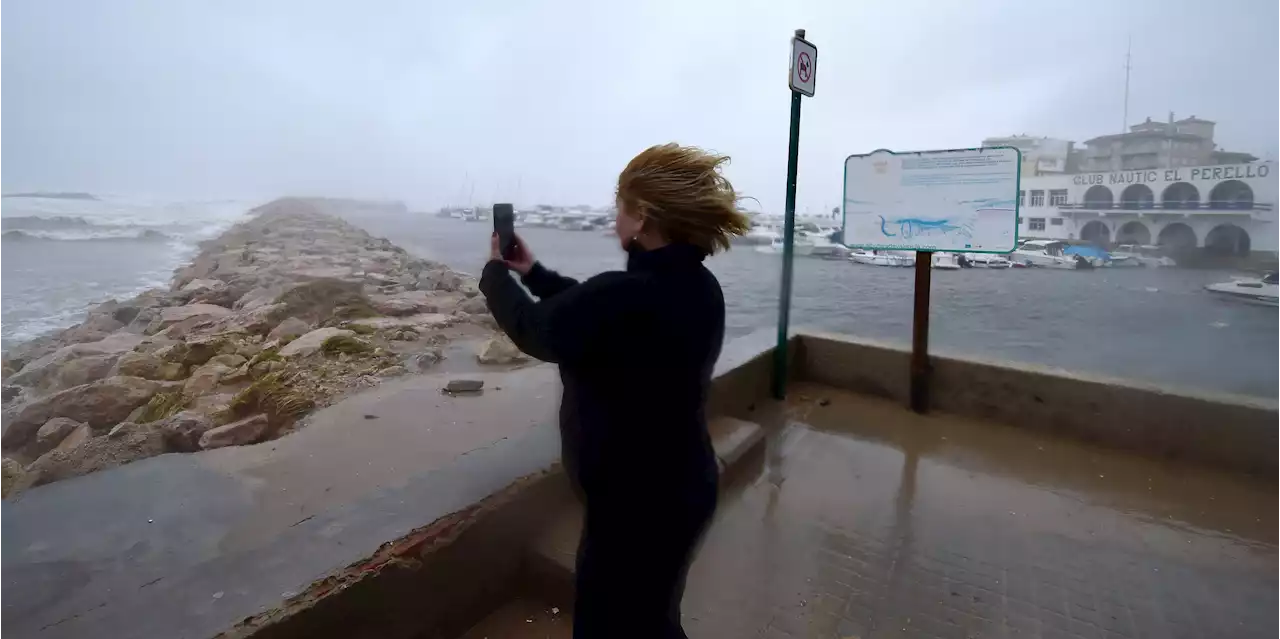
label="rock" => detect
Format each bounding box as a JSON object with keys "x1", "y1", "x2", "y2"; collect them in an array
[
  {"x1": 20, "y1": 424, "x2": 165, "y2": 491},
  {"x1": 376, "y1": 365, "x2": 408, "y2": 378},
  {"x1": 180, "y1": 279, "x2": 227, "y2": 298},
  {"x1": 46, "y1": 354, "x2": 122, "y2": 394},
  {"x1": 133, "y1": 336, "x2": 180, "y2": 355},
  {"x1": 458, "y1": 296, "x2": 489, "y2": 315},
  {"x1": 418, "y1": 269, "x2": 463, "y2": 292},
  {"x1": 2, "y1": 385, "x2": 21, "y2": 403},
  {"x1": 53, "y1": 423, "x2": 93, "y2": 453},
  {"x1": 2, "y1": 376, "x2": 160, "y2": 449},
  {"x1": 113, "y1": 352, "x2": 186, "y2": 381},
  {"x1": 345, "y1": 314, "x2": 453, "y2": 332},
  {"x1": 279, "y1": 328, "x2": 353, "y2": 358},
  {"x1": 208, "y1": 353, "x2": 247, "y2": 369},
  {"x1": 180, "y1": 336, "x2": 224, "y2": 366},
  {"x1": 199, "y1": 414, "x2": 269, "y2": 450},
  {"x1": 476, "y1": 337, "x2": 528, "y2": 365},
  {"x1": 108, "y1": 421, "x2": 144, "y2": 439},
  {"x1": 3, "y1": 458, "x2": 23, "y2": 498},
  {"x1": 183, "y1": 362, "x2": 235, "y2": 396},
  {"x1": 57, "y1": 314, "x2": 126, "y2": 345},
  {"x1": 271, "y1": 279, "x2": 374, "y2": 324},
  {"x1": 444, "y1": 379, "x2": 484, "y2": 393},
  {"x1": 189, "y1": 393, "x2": 237, "y2": 419},
  {"x1": 220, "y1": 364, "x2": 251, "y2": 386},
  {"x1": 154, "y1": 304, "x2": 233, "y2": 330},
  {"x1": 235, "y1": 342, "x2": 263, "y2": 360},
  {"x1": 406, "y1": 349, "x2": 443, "y2": 371},
  {"x1": 268, "y1": 317, "x2": 311, "y2": 341},
  {"x1": 390, "y1": 328, "x2": 419, "y2": 341},
  {"x1": 9, "y1": 333, "x2": 144, "y2": 390},
  {"x1": 155, "y1": 410, "x2": 215, "y2": 452},
  {"x1": 320, "y1": 334, "x2": 372, "y2": 356},
  {"x1": 232, "y1": 302, "x2": 288, "y2": 334},
  {"x1": 372, "y1": 296, "x2": 426, "y2": 316},
  {"x1": 31, "y1": 417, "x2": 84, "y2": 457}
]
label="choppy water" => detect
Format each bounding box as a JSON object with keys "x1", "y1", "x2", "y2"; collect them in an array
[
  {"x1": 1, "y1": 196, "x2": 251, "y2": 349},
  {"x1": 2, "y1": 203, "x2": 1275, "y2": 399},
  {"x1": 351, "y1": 214, "x2": 1278, "y2": 399}
]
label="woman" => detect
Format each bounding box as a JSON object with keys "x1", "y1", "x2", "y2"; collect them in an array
[{"x1": 480, "y1": 143, "x2": 749, "y2": 638}]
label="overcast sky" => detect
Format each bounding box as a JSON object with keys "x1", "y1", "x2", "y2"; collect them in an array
[{"x1": 3, "y1": 0, "x2": 1276, "y2": 213}]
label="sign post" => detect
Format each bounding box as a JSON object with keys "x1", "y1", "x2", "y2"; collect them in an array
[
  {"x1": 772, "y1": 29, "x2": 818, "y2": 400},
  {"x1": 841, "y1": 147, "x2": 1021, "y2": 412}
]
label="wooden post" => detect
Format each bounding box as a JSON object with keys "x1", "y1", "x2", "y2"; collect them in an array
[{"x1": 910, "y1": 251, "x2": 932, "y2": 413}]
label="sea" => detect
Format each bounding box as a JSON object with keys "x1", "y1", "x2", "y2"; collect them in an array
[
  {"x1": 1, "y1": 195, "x2": 252, "y2": 349},
  {"x1": 2, "y1": 199, "x2": 1277, "y2": 400}
]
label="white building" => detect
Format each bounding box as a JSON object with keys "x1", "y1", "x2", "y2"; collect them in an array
[
  {"x1": 1014, "y1": 161, "x2": 1276, "y2": 255},
  {"x1": 981, "y1": 135, "x2": 1074, "y2": 175}
]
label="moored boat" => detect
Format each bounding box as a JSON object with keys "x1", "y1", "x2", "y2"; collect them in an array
[
  {"x1": 1204, "y1": 272, "x2": 1278, "y2": 307},
  {"x1": 849, "y1": 249, "x2": 914, "y2": 267}
]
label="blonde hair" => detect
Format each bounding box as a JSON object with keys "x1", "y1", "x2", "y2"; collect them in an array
[{"x1": 616, "y1": 143, "x2": 751, "y2": 255}]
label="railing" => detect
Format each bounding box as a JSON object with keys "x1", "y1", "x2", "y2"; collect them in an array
[{"x1": 1058, "y1": 201, "x2": 1273, "y2": 212}]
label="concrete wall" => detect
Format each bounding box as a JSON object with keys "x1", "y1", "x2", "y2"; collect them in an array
[
  {"x1": 797, "y1": 332, "x2": 1278, "y2": 476},
  {"x1": 232, "y1": 332, "x2": 783, "y2": 639}
]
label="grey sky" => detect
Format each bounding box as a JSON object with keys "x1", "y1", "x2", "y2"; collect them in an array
[{"x1": 3, "y1": 0, "x2": 1276, "y2": 213}]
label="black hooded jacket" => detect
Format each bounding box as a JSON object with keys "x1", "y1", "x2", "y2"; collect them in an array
[{"x1": 479, "y1": 242, "x2": 722, "y2": 501}]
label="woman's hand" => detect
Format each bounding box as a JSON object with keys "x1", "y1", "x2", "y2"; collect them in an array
[{"x1": 489, "y1": 233, "x2": 536, "y2": 275}]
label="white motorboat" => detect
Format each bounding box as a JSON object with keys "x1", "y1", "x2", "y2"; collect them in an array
[
  {"x1": 1204, "y1": 272, "x2": 1279, "y2": 307},
  {"x1": 931, "y1": 252, "x2": 961, "y2": 270},
  {"x1": 960, "y1": 253, "x2": 1012, "y2": 268},
  {"x1": 804, "y1": 235, "x2": 851, "y2": 260},
  {"x1": 755, "y1": 236, "x2": 815, "y2": 256},
  {"x1": 849, "y1": 249, "x2": 914, "y2": 267},
  {"x1": 736, "y1": 224, "x2": 781, "y2": 246},
  {"x1": 1111, "y1": 244, "x2": 1177, "y2": 268},
  {"x1": 1011, "y1": 240, "x2": 1089, "y2": 270}
]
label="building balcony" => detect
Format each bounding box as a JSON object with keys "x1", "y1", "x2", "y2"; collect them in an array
[{"x1": 1059, "y1": 201, "x2": 1273, "y2": 214}]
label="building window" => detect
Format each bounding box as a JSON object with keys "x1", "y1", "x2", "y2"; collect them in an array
[
  {"x1": 1018, "y1": 190, "x2": 1025, "y2": 207},
  {"x1": 1051, "y1": 217, "x2": 1064, "y2": 226},
  {"x1": 1049, "y1": 189, "x2": 1067, "y2": 206},
  {"x1": 1017, "y1": 217, "x2": 1024, "y2": 224},
  {"x1": 1029, "y1": 218, "x2": 1046, "y2": 231},
  {"x1": 1030, "y1": 190, "x2": 1045, "y2": 207}
]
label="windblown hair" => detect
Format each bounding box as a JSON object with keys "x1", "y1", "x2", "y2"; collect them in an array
[{"x1": 615, "y1": 143, "x2": 751, "y2": 255}]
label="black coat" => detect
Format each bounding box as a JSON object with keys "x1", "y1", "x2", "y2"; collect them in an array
[{"x1": 479, "y1": 243, "x2": 722, "y2": 503}]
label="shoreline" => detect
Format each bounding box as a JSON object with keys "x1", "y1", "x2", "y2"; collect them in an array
[{"x1": 1, "y1": 197, "x2": 525, "y2": 495}]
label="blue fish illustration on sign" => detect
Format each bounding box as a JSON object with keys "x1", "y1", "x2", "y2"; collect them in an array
[{"x1": 878, "y1": 215, "x2": 972, "y2": 239}]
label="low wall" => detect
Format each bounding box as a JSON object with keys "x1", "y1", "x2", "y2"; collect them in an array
[
  {"x1": 797, "y1": 331, "x2": 1278, "y2": 476},
  {"x1": 229, "y1": 332, "x2": 782, "y2": 639}
]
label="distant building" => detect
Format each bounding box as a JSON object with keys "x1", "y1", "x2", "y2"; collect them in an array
[
  {"x1": 1078, "y1": 114, "x2": 1258, "y2": 172},
  {"x1": 981, "y1": 135, "x2": 1075, "y2": 176},
  {"x1": 1012, "y1": 161, "x2": 1275, "y2": 257}
]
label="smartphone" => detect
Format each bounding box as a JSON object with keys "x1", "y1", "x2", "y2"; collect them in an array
[{"x1": 493, "y1": 203, "x2": 516, "y2": 259}]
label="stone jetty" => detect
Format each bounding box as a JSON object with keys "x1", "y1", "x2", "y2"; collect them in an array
[{"x1": 1, "y1": 198, "x2": 524, "y2": 495}]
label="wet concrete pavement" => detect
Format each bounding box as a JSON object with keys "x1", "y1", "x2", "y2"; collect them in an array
[
  {"x1": 476, "y1": 381, "x2": 1277, "y2": 638},
  {"x1": 689, "y1": 384, "x2": 1277, "y2": 638},
  {"x1": 2, "y1": 365, "x2": 563, "y2": 639}
]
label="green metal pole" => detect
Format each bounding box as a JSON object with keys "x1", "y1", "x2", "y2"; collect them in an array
[{"x1": 771, "y1": 88, "x2": 803, "y2": 400}]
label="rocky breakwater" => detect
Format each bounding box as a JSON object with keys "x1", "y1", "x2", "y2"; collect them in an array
[{"x1": 1, "y1": 198, "x2": 525, "y2": 496}]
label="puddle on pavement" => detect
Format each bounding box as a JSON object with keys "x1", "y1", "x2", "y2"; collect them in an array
[{"x1": 773, "y1": 381, "x2": 1276, "y2": 548}]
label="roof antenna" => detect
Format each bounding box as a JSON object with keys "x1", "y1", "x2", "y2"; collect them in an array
[{"x1": 1122, "y1": 35, "x2": 1132, "y2": 133}]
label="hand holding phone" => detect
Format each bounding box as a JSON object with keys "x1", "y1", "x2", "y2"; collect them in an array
[
  {"x1": 490, "y1": 203, "x2": 535, "y2": 274},
  {"x1": 493, "y1": 203, "x2": 516, "y2": 259}
]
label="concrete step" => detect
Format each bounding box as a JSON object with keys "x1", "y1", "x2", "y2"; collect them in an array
[
  {"x1": 517, "y1": 416, "x2": 766, "y2": 614},
  {"x1": 456, "y1": 597, "x2": 571, "y2": 639}
]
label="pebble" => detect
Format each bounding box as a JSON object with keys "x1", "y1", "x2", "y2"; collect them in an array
[{"x1": 444, "y1": 378, "x2": 484, "y2": 393}]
